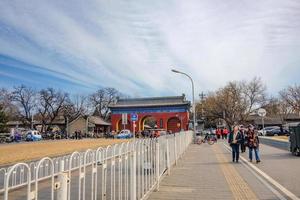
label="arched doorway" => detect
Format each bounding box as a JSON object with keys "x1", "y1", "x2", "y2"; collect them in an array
[
  {"x1": 140, "y1": 116, "x2": 157, "y2": 130},
  {"x1": 116, "y1": 119, "x2": 131, "y2": 132},
  {"x1": 167, "y1": 117, "x2": 181, "y2": 133}
]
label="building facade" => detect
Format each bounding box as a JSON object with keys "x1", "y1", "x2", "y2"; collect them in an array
[
  {"x1": 68, "y1": 115, "x2": 111, "y2": 137},
  {"x1": 109, "y1": 95, "x2": 190, "y2": 133}
]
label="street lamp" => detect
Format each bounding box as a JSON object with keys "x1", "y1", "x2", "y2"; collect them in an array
[{"x1": 171, "y1": 69, "x2": 196, "y2": 137}]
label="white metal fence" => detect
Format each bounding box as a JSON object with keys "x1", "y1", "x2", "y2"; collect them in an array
[{"x1": 0, "y1": 131, "x2": 193, "y2": 200}]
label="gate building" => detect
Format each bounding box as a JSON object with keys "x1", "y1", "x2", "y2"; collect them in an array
[{"x1": 109, "y1": 95, "x2": 190, "y2": 133}]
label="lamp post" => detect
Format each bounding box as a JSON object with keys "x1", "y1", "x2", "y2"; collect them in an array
[
  {"x1": 171, "y1": 69, "x2": 196, "y2": 137},
  {"x1": 31, "y1": 114, "x2": 33, "y2": 130}
]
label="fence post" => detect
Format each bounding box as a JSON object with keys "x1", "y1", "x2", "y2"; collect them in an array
[
  {"x1": 179, "y1": 134, "x2": 182, "y2": 158},
  {"x1": 174, "y1": 134, "x2": 177, "y2": 165},
  {"x1": 166, "y1": 137, "x2": 170, "y2": 175},
  {"x1": 57, "y1": 172, "x2": 69, "y2": 200},
  {"x1": 130, "y1": 148, "x2": 137, "y2": 200},
  {"x1": 155, "y1": 140, "x2": 160, "y2": 191},
  {"x1": 60, "y1": 159, "x2": 65, "y2": 172}
]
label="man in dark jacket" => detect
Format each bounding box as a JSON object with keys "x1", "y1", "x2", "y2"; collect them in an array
[
  {"x1": 228, "y1": 125, "x2": 243, "y2": 163},
  {"x1": 240, "y1": 125, "x2": 246, "y2": 153}
]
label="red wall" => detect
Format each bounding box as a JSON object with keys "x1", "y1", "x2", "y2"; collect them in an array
[{"x1": 111, "y1": 112, "x2": 189, "y2": 133}]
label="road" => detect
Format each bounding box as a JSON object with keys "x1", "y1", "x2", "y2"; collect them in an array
[
  {"x1": 252, "y1": 143, "x2": 300, "y2": 197},
  {"x1": 148, "y1": 140, "x2": 300, "y2": 200}
]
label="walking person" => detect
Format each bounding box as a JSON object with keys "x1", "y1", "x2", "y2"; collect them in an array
[
  {"x1": 223, "y1": 128, "x2": 229, "y2": 139},
  {"x1": 74, "y1": 130, "x2": 78, "y2": 140},
  {"x1": 240, "y1": 125, "x2": 246, "y2": 153},
  {"x1": 221, "y1": 128, "x2": 225, "y2": 139},
  {"x1": 78, "y1": 130, "x2": 82, "y2": 139},
  {"x1": 216, "y1": 128, "x2": 221, "y2": 139},
  {"x1": 228, "y1": 125, "x2": 242, "y2": 163},
  {"x1": 247, "y1": 125, "x2": 261, "y2": 163}
]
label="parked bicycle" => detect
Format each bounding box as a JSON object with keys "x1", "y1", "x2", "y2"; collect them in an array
[{"x1": 196, "y1": 133, "x2": 217, "y2": 145}]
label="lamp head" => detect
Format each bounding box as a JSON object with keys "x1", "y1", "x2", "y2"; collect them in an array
[{"x1": 171, "y1": 69, "x2": 180, "y2": 73}]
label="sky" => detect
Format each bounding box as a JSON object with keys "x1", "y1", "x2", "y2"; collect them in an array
[{"x1": 0, "y1": 0, "x2": 300, "y2": 99}]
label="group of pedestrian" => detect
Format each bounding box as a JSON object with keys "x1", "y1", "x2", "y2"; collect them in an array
[
  {"x1": 216, "y1": 128, "x2": 229, "y2": 139},
  {"x1": 73, "y1": 130, "x2": 82, "y2": 140},
  {"x1": 228, "y1": 124, "x2": 261, "y2": 163}
]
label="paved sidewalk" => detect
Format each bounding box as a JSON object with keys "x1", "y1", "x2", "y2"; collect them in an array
[
  {"x1": 148, "y1": 143, "x2": 235, "y2": 200},
  {"x1": 148, "y1": 142, "x2": 278, "y2": 200}
]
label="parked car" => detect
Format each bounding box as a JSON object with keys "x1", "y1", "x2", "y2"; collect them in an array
[
  {"x1": 258, "y1": 126, "x2": 279, "y2": 136},
  {"x1": 265, "y1": 127, "x2": 290, "y2": 136},
  {"x1": 26, "y1": 130, "x2": 42, "y2": 141},
  {"x1": 116, "y1": 129, "x2": 133, "y2": 139},
  {"x1": 0, "y1": 133, "x2": 11, "y2": 143}
]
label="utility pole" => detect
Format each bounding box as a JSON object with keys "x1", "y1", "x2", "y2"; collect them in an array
[
  {"x1": 31, "y1": 114, "x2": 33, "y2": 130},
  {"x1": 199, "y1": 92, "x2": 206, "y2": 130},
  {"x1": 199, "y1": 92, "x2": 206, "y2": 119},
  {"x1": 66, "y1": 117, "x2": 69, "y2": 139}
]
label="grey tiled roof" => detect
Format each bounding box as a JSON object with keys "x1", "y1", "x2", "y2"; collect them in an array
[
  {"x1": 246, "y1": 113, "x2": 300, "y2": 125},
  {"x1": 88, "y1": 116, "x2": 111, "y2": 126},
  {"x1": 109, "y1": 95, "x2": 190, "y2": 108}
]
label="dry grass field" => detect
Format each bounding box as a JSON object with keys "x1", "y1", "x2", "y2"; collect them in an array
[{"x1": 0, "y1": 139, "x2": 128, "y2": 167}]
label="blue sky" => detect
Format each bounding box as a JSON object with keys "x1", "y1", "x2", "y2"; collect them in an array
[{"x1": 0, "y1": 0, "x2": 300, "y2": 98}]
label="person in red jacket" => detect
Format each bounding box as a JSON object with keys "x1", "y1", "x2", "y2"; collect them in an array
[{"x1": 223, "y1": 128, "x2": 229, "y2": 139}]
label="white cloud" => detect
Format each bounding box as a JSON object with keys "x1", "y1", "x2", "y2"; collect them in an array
[{"x1": 0, "y1": 0, "x2": 300, "y2": 99}]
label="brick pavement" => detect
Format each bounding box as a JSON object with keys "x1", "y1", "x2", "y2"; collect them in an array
[
  {"x1": 148, "y1": 142, "x2": 279, "y2": 200},
  {"x1": 148, "y1": 143, "x2": 234, "y2": 200}
]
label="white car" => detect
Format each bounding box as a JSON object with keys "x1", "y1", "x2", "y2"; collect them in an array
[
  {"x1": 116, "y1": 129, "x2": 133, "y2": 139},
  {"x1": 119, "y1": 129, "x2": 131, "y2": 134},
  {"x1": 26, "y1": 130, "x2": 42, "y2": 141},
  {"x1": 258, "y1": 126, "x2": 279, "y2": 136}
]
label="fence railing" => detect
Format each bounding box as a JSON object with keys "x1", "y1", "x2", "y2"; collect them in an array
[{"x1": 0, "y1": 131, "x2": 193, "y2": 200}]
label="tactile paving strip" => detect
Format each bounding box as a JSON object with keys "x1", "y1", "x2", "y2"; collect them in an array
[{"x1": 213, "y1": 145, "x2": 258, "y2": 200}]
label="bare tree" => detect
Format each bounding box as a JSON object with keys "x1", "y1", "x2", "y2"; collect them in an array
[
  {"x1": 38, "y1": 88, "x2": 68, "y2": 131},
  {"x1": 89, "y1": 87, "x2": 120, "y2": 120},
  {"x1": 278, "y1": 98, "x2": 293, "y2": 124},
  {"x1": 242, "y1": 77, "x2": 266, "y2": 120},
  {"x1": 261, "y1": 97, "x2": 293, "y2": 124},
  {"x1": 280, "y1": 85, "x2": 300, "y2": 114},
  {"x1": 0, "y1": 88, "x2": 11, "y2": 108},
  {"x1": 63, "y1": 94, "x2": 87, "y2": 121},
  {"x1": 0, "y1": 104, "x2": 9, "y2": 132},
  {"x1": 262, "y1": 97, "x2": 280, "y2": 117},
  {"x1": 202, "y1": 77, "x2": 266, "y2": 130},
  {"x1": 0, "y1": 88, "x2": 18, "y2": 120},
  {"x1": 12, "y1": 85, "x2": 37, "y2": 126}
]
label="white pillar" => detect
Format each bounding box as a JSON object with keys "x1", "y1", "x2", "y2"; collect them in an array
[
  {"x1": 60, "y1": 159, "x2": 65, "y2": 172},
  {"x1": 166, "y1": 138, "x2": 170, "y2": 175},
  {"x1": 130, "y1": 149, "x2": 137, "y2": 200},
  {"x1": 57, "y1": 173, "x2": 69, "y2": 200},
  {"x1": 155, "y1": 141, "x2": 160, "y2": 191},
  {"x1": 174, "y1": 134, "x2": 177, "y2": 165}
]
